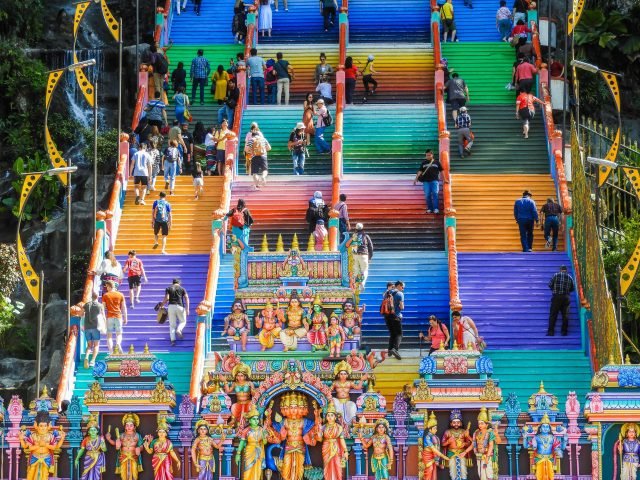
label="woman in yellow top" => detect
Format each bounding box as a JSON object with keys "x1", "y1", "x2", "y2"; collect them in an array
[
  {"x1": 213, "y1": 119, "x2": 237, "y2": 176},
  {"x1": 212, "y1": 65, "x2": 230, "y2": 104},
  {"x1": 362, "y1": 55, "x2": 378, "y2": 103}
]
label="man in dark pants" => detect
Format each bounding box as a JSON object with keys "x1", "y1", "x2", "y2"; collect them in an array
[
  {"x1": 547, "y1": 265, "x2": 575, "y2": 336},
  {"x1": 514, "y1": 190, "x2": 539, "y2": 252},
  {"x1": 384, "y1": 280, "x2": 405, "y2": 360}
]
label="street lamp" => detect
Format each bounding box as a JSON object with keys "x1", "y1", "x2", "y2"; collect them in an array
[{"x1": 16, "y1": 165, "x2": 78, "y2": 398}]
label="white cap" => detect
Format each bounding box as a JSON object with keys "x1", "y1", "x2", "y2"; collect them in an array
[
  {"x1": 459, "y1": 106, "x2": 467, "y2": 112},
  {"x1": 355, "y1": 223, "x2": 363, "y2": 230},
  {"x1": 368, "y1": 55, "x2": 374, "y2": 61}
]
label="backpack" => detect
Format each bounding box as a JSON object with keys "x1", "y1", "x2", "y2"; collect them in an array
[
  {"x1": 155, "y1": 54, "x2": 169, "y2": 75},
  {"x1": 165, "y1": 147, "x2": 179, "y2": 163},
  {"x1": 155, "y1": 199, "x2": 169, "y2": 223},
  {"x1": 322, "y1": 109, "x2": 333, "y2": 126},
  {"x1": 265, "y1": 68, "x2": 277, "y2": 83},
  {"x1": 252, "y1": 137, "x2": 267, "y2": 157},
  {"x1": 231, "y1": 208, "x2": 246, "y2": 228},
  {"x1": 380, "y1": 290, "x2": 395, "y2": 315}
]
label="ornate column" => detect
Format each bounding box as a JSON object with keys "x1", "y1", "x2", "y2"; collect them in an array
[
  {"x1": 6, "y1": 396, "x2": 24, "y2": 480},
  {"x1": 584, "y1": 424, "x2": 600, "y2": 480}
]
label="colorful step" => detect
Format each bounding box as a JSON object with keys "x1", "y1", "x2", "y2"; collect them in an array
[
  {"x1": 341, "y1": 176, "x2": 444, "y2": 250},
  {"x1": 452, "y1": 174, "x2": 562, "y2": 252},
  {"x1": 170, "y1": 0, "x2": 237, "y2": 45},
  {"x1": 349, "y1": 0, "x2": 431, "y2": 43},
  {"x1": 359, "y1": 354, "x2": 421, "y2": 406},
  {"x1": 210, "y1": 255, "x2": 237, "y2": 351},
  {"x1": 439, "y1": 0, "x2": 504, "y2": 42},
  {"x1": 257, "y1": 0, "x2": 340, "y2": 44},
  {"x1": 343, "y1": 104, "x2": 438, "y2": 174},
  {"x1": 458, "y1": 252, "x2": 581, "y2": 349}
]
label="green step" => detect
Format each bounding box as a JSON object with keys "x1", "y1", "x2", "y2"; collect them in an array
[
  {"x1": 449, "y1": 104, "x2": 549, "y2": 174},
  {"x1": 487, "y1": 350, "x2": 592, "y2": 410},
  {"x1": 441, "y1": 42, "x2": 516, "y2": 105},
  {"x1": 343, "y1": 105, "x2": 438, "y2": 174}
]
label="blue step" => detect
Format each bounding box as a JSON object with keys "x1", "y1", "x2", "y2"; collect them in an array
[
  {"x1": 211, "y1": 255, "x2": 236, "y2": 351},
  {"x1": 457, "y1": 252, "x2": 582, "y2": 350},
  {"x1": 438, "y1": 0, "x2": 504, "y2": 42},
  {"x1": 170, "y1": 0, "x2": 238, "y2": 45},
  {"x1": 349, "y1": 0, "x2": 431, "y2": 43},
  {"x1": 258, "y1": 0, "x2": 339, "y2": 44}
]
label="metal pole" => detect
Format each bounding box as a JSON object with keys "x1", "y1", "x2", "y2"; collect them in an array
[
  {"x1": 93, "y1": 80, "x2": 98, "y2": 243},
  {"x1": 136, "y1": 0, "x2": 140, "y2": 82},
  {"x1": 617, "y1": 265, "x2": 625, "y2": 360},
  {"x1": 561, "y1": 0, "x2": 568, "y2": 173},
  {"x1": 67, "y1": 170, "x2": 72, "y2": 335},
  {"x1": 118, "y1": 18, "x2": 123, "y2": 135},
  {"x1": 36, "y1": 270, "x2": 44, "y2": 399},
  {"x1": 547, "y1": 0, "x2": 551, "y2": 69}
]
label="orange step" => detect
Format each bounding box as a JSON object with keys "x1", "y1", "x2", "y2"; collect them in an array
[
  {"x1": 114, "y1": 176, "x2": 224, "y2": 255},
  {"x1": 452, "y1": 174, "x2": 565, "y2": 252}
]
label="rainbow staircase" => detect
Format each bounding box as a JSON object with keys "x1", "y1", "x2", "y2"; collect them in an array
[
  {"x1": 349, "y1": 0, "x2": 431, "y2": 42},
  {"x1": 258, "y1": 0, "x2": 339, "y2": 44}
]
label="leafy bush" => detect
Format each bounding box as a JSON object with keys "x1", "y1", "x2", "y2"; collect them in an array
[
  {"x1": 0, "y1": 0, "x2": 45, "y2": 45},
  {"x1": 49, "y1": 113, "x2": 83, "y2": 152},
  {"x1": 0, "y1": 294, "x2": 30, "y2": 356},
  {"x1": 82, "y1": 128, "x2": 121, "y2": 174}
]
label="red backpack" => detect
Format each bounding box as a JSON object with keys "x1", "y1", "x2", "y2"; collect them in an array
[
  {"x1": 380, "y1": 290, "x2": 395, "y2": 315},
  {"x1": 230, "y1": 208, "x2": 246, "y2": 228}
]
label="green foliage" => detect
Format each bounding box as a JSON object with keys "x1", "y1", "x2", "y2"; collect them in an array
[
  {"x1": 49, "y1": 113, "x2": 83, "y2": 152},
  {"x1": 0, "y1": 244, "x2": 21, "y2": 298},
  {"x1": 70, "y1": 251, "x2": 91, "y2": 295},
  {"x1": 574, "y1": 9, "x2": 640, "y2": 63},
  {"x1": 1, "y1": 153, "x2": 62, "y2": 222},
  {"x1": 82, "y1": 128, "x2": 121, "y2": 174},
  {"x1": 0, "y1": 0, "x2": 45, "y2": 45},
  {"x1": 0, "y1": 294, "x2": 31, "y2": 355}
]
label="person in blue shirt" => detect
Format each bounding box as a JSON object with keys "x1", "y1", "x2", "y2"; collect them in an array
[
  {"x1": 383, "y1": 280, "x2": 405, "y2": 360},
  {"x1": 513, "y1": 190, "x2": 539, "y2": 252}
]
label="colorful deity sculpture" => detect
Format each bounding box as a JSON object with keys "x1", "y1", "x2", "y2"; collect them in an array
[
  {"x1": 255, "y1": 301, "x2": 283, "y2": 350},
  {"x1": 19, "y1": 411, "x2": 66, "y2": 480},
  {"x1": 357, "y1": 419, "x2": 394, "y2": 480},
  {"x1": 265, "y1": 393, "x2": 320, "y2": 480},
  {"x1": 105, "y1": 413, "x2": 144, "y2": 480},
  {"x1": 441, "y1": 409, "x2": 472, "y2": 480},
  {"x1": 191, "y1": 420, "x2": 225, "y2": 480},
  {"x1": 463, "y1": 407, "x2": 498, "y2": 480},
  {"x1": 142, "y1": 418, "x2": 181, "y2": 480},
  {"x1": 279, "y1": 293, "x2": 309, "y2": 352},
  {"x1": 327, "y1": 313, "x2": 346, "y2": 358},
  {"x1": 330, "y1": 360, "x2": 368, "y2": 425},
  {"x1": 220, "y1": 362, "x2": 254, "y2": 424},
  {"x1": 421, "y1": 412, "x2": 449, "y2": 480},
  {"x1": 530, "y1": 414, "x2": 562, "y2": 480},
  {"x1": 75, "y1": 414, "x2": 107, "y2": 480},
  {"x1": 223, "y1": 300, "x2": 250, "y2": 352},
  {"x1": 316, "y1": 403, "x2": 348, "y2": 480},
  {"x1": 614, "y1": 422, "x2": 640, "y2": 480},
  {"x1": 235, "y1": 405, "x2": 270, "y2": 480},
  {"x1": 307, "y1": 295, "x2": 329, "y2": 351},
  {"x1": 340, "y1": 301, "x2": 362, "y2": 339}
]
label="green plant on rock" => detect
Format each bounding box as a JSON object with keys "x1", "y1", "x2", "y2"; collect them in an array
[
  {"x1": 49, "y1": 113, "x2": 83, "y2": 153},
  {"x1": 0, "y1": 244, "x2": 21, "y2": 298},
  {"x1": 82, "y1": 128, "x2": 121, "y2": 174},
  {"x1": 0, "y1": 294, "x2": 27, "y2": 354}
]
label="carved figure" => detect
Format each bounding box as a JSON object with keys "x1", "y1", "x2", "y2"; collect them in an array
[
  {"x1": 191, "y1": 420, "x2": 225, "y2": 480},
  {"x1": 327, "y1": 313, "x2": 346, "y2": 358},
  {"x1": 463, "y1": 408, "x2": 498, "y2": 480},
  {"x1": 340, "y1": 301, "x2": 362, "y2": 338},
  {"x1": 316, "y1": 403, "x2": 348, "y2": 480},
  {"x1": 75, "y1": 414, "x2": 107, "y2": 480},
  {"x1": 105, "y1": 413, "x2": 143, "y2": 480},
  {"x1": 330, "y1": 361, "x2": 368, "y2": 425},
  {"x1": 220, "y1": 363, "x2": 254, "y2": 424},
  {"x1": 223, "y1": 300, "x2": 250, "y2": 351},
  {"x1": 421, "y1": 412, "x2": 449, "y2": 480},
  {"x1": 358, "y1": 419, "x2": 394, "y2": 480},
  {"x1": 19, "y1": 411, "x2": 66, "y2": 480},
  {"x1": 614, "y1": 422, "x2": 640, "y2": 480},
  {"x1": 142, "y1": 418, "x2": 181, "y2": 480},
  {"x1": 531, "y1": 414, "x2": 562, "y2": 480},
  {"x1": 235, "y1": 405, "x2": 269, "y2": 480},
  {"x1": 255, "y1": 301, "x2": 283, "y2": 350},
  {"x1": 441, "y1": 409, "x2": 472, "y2": 480},
  {"x1": 279, "y1": 293, "x2": 309, "y2": 352},
  {"x1": 307, "y1": 295, "x2": 328, "y2": 351}
]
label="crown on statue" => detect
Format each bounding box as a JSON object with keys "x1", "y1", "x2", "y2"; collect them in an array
[
  {"x1": 477, "y1": 407, "x2": 489, "y2": 424},
  {"x1": 426, "y1": 411, "x2": 438, "y2": 429}
]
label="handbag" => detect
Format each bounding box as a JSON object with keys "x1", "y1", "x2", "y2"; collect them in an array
[
  {"x1": 184, "y1": 108, "x2": 193, "y2": 122},
  {"x1": 96, "y1": 312, "x2": 107, "y2": 335},
  {"x1": 154, "y1": 302, "x2": 168, "y2": 324}
]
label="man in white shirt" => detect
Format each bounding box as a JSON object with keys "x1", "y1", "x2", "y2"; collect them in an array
[
  {"x1": 316, "y1": 75, "x2": 333, "y2": 104},
  {"x1": 130, "y1": 142, "x2": 153, "y2": 205}
]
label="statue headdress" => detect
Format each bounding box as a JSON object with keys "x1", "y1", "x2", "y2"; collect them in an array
[
  {"x1": 157, "y1": 417, "x2": 170, "y2": 432},
  {"x1": 265, "y1": 301, "x2": 274, "y2": 309},
  {"x1": 325, "y1": 402, "x2": 338, "y2": 416},
  {"x1": 232, "y1": 362, "x2": 252, "y2": 380},
  {"x1": 195, "y1": 419, "x2": 210, "y2": 434},
  {"x1": 334, "y1": 360, "x2": 353, "y2": 378},
  {"x1": 477, "y1": 407, "x2": 489, "y2": 424},
  {"x1": 231, "y1": 299, "x2": 245, "y2": 312},
  {"x1": 245, "y1": 404, "x2": 260, "y2": 420},
  {"x1": 330, "y1": 309, "x2": 343, "y2": 319},
  {"x1": 450, "y1": 409, "x2": 462, "y2": 423},
  {"x1": 122, "y1": 413, "x2": 140, "y2": 427},
  {"x1": 313, "y1": 293, "x2": 323, "y2": 307},
  {"x1": 426, "y1": 411, "x2": 438, "y2": 429},
  {"x1": 86, "y1": 413, "x2": 100, "y2": 431},
  {"x1": 621, "y1": 423, "x2": 640, "y2": 439},
  {"x1": 375, "y1": 418, "x2": 390, "y2": 433},
  {"x1": 540, "y1": 413, "x2": 551, "y2": 425}
]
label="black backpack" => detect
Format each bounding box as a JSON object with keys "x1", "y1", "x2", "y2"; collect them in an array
[
  {"x1": 155, "y1": 55, "x2": 169, "y2": 75},
  {"x1": 323, "y1": 109, "x2": 333, "y2": 126}
]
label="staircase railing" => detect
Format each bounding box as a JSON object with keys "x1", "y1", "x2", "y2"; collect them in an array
[
  {"x1": 431, "y1": 4, "x2": 462, "y2": 314},
  {"x1": 154, "y1": 0, "x2": 174, "y2": 47}
]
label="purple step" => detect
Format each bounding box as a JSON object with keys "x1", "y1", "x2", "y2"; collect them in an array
[
  {"x1": 457, "y1": 252, "x2": 582, "y2": 350},
  {"x1": 115, "y1": 254, "x2": 209, "y2": 353}
]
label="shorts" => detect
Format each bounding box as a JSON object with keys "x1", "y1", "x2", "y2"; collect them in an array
[
  {"x1": 154, "y1": 220, "x2": 169, "y2": 236},
  {"x1": 193, "y1": 177, "x2": 204, "y2": 186},
  {"x1": 443, "y1": 18, "x2": 456, "y2": 32},
  {"x1": 134, "y1": 175, "x2": 148, "y2": 186},
  {"x1": 85, "y1": 328, "x2": 101, "y2": 341},
  {"x1": 107, "y1": 317, "x2": 123, "y2": 334},
  {"x1": 519, "y1": 107, "x2": 533, "y2": 123},
  {"x1": 216, "y1": 149, "x2": 226, "y2": 163},
  {"x1": 128, "y1": 275, "x2": 141, "y2": 288},
  {"x1": 450, "y1": 98, "x2": 466, "y2": 111}
]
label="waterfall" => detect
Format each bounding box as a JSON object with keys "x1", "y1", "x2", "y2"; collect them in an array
[{"x1": 62, "y1": 49, "x2": 106, "y2": 130}]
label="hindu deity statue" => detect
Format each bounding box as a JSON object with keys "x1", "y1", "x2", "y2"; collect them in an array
[
  {"x1": 316, "y1": 403, "x2": 348, "y2": 480},
  {"x1": 255, "y1": 301, "x2": 283, "y2": 351},
  {"x1": 327, "y1": 313, "x2": 346, "y2": 358},
  {"x1": 265, "y1": 393, "x2": 320, "y2": 480},
  {"x1": 307, "y1": 294, "x2": 328, "y2": 351},
  {"x1": 19, "y1": 411, "x2": 66, "y2": 480},
  {"x1": 75, "y1": 414, "x2": 107, "y2": 480},
  {"x1": 441, "y1": 409, "x2": 472, "y2": 480},
  {"x1": 340, "y1": 301, "x2": 362, "y2": 339},
  {"x1": 330, "y1": 361, "x2": 368, "y2": 425},
  {"x1": 223, "y1": 300, "x2": 250, "y2": 351},
  {"x1": 191, "y1": 420, "x2": 226, "y2": 480},
  {"x1": 421, "y1": 412, "x2": 449, "y2": 480},
  {"x1": 235, "y1": 405, "x2": 270, "y2": 480},
  {"x1": 142, "y1": 418, "x2": 181, "y2": 480},
  {"x1": 279, "y1": 293, "x2": 309, "y2": 352},
  {"x1": 219, "y1": 363, "x2": 254, "y2": 424},
  {"x1": 463, "y1": 407, "x2": 498, "y2": 480},
  {"x1": 614, "y1": 422, "x2": 640, "y2": 480},
  {"x1": 357, "y1": 419, "x2": 394, "y2": 480},
  {"x1": 105, "y1": 413, "x2": 143, "y2": 480},
  {"x1": 530, "y1": 414, "x2": 562, "y2": 480}
]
